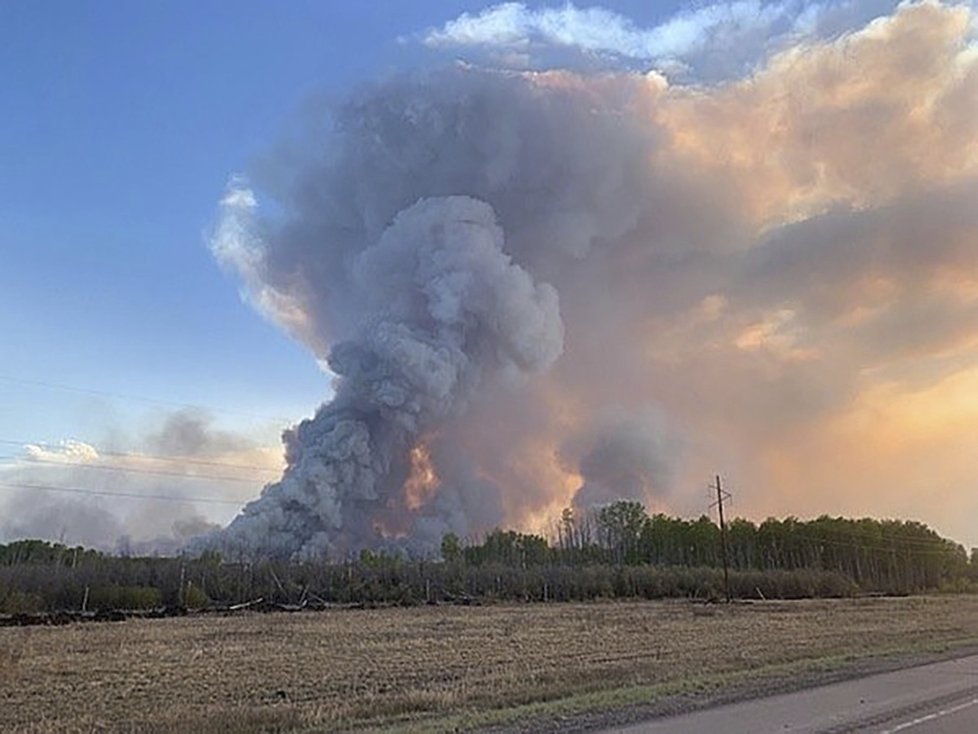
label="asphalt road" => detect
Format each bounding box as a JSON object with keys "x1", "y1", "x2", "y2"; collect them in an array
[{"x1": 610, "y1": 654, "x2": 978, "y2": 733}]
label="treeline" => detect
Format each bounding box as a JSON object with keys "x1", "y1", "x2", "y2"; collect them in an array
[
  {"x1": 0, "y1": 540, "x2": 859, "y2": 614},
  {"x1": 450, "y1": 503, "x2": 974, "y2": 594},
  {"x1": 1, "y1": 505, "x2": 975, "y2": 615}
]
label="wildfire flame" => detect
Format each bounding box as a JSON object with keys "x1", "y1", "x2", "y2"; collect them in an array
[{"x1": 404, "y1": 443, "x2": 439, "y2": 511}]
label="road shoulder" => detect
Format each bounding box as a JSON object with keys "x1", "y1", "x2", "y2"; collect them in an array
[{"x1": 444, "y1": 640, "x2": 978, "y2": 733}]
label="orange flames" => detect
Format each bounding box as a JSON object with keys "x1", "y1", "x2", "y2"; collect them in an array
[{"x1": 404, "y1": 443, "x2": 439, "y2": 511}]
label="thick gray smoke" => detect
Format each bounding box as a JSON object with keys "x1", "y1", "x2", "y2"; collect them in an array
[
  {"x1": 562, "y1": 409, "x2": 676, "y2": 509},
  {"x1": 215, "y1": 196, "x2": 562, "y2": 558},
  {"x1": 210, "y1": 66, "x2": 667, "y2": 559}
]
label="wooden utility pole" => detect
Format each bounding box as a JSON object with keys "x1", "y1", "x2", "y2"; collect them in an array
[{"x1": 713, "y1": 475, "x2": 731, "y2": 603}]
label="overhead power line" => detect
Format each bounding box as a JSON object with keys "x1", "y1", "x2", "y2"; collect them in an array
[
  {"x1": 0, "y1": 373, "x2": 296, "y2": 423},
  {"x1": 780, "y1": 531, "x2": 958, "y2": 557},
  {"x1": 0, "y1": 438, "x2": 282, "y2": 475},
  {"x1": 756, "y1": 524, "x2": 959, "y2": 551},
  {"x1": 0, "y1": 481, "x2": 245, "y2": 506},
  {"x1": 0, "y1": 455, "x2": 276, "y2": 485},
  {"x1": 706, "y1": 494, "x2": 957, "y2": 552}
]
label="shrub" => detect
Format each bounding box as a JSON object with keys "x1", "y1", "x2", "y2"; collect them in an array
[
  {"x1": 88, "y1": 585, "x2": 163, "y2": 611},
  {"x1": 182, "y1": 582, "x2": 209, "y2": 609},
  {"x1": 0, "y1": 590, "x2": 44, "y2": 614}
]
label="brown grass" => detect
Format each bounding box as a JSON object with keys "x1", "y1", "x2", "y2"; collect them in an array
[{"x1": 1, "y1": 595, "x2": 978, "y2": 733}]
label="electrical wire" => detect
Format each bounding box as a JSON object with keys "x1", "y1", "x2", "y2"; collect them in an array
[
  {"x1": 0, "y1": 480, "x2": 245, "y2": 505},
  {"x1": 0, "y1": 455, "x2": 275, "y2": 484},
  {"x1": 0, "y1": 439, "x2": 282, "y2": 473},
  {"x1": 0, "y1": 373, "x2": 295, "y2": 423}
]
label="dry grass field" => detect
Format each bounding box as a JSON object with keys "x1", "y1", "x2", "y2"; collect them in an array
[{"x1": 2, "y1": 596, "x2": 978, "y2": 733}]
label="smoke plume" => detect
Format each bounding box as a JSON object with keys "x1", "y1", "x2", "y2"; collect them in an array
[
  {"x1": 214, "y1": 197, "x2": 562, "y2": 557},
  {"x1": 211, "y1": 1, "x2": 978, "y2": 555}
]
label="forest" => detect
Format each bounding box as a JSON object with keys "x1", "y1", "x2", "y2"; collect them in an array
[{"x1": 1, "y1": 502, "x2": 975, "y2": 615}]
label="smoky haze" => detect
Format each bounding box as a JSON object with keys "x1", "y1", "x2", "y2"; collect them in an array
[
  {"x1": 209, "y1": 1, "x2": 978, "y2": 557},
  {"x1": 0, "y1": 411, "x2": 281, "y2": 553}
]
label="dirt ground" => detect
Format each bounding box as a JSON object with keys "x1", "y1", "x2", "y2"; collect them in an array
[{"x1": 2, "y1": 595, "x2": 978, "y2": 733}]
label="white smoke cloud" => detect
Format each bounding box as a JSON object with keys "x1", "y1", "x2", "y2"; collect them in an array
[
  {"x1": 24, "y1": 439, "x2": 100, "y2": 464},
  {"x1": 421, "y1": 0, "x2": 899, "y2": 79}
]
